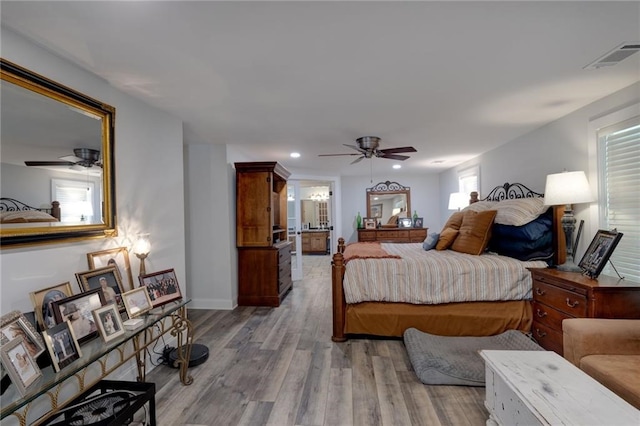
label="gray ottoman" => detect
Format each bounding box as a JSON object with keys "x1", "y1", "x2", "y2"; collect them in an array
[{"x1": 403, "y1": 328, "x2": 543, "y2": 386}]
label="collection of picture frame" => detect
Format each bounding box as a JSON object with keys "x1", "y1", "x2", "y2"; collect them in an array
[
  {"x1": 363, "y1": 216, "x2": 424, "y2": 229},
  {"x1": 0, "y1": 247, "x2": 183, "y2": 397}
]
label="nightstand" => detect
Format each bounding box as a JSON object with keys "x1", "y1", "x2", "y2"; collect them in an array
[{"x1": 529, "y1": 268, "x2": 640, "y2": 355}]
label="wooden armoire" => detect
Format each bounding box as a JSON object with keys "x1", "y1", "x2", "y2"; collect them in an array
[{"x1": 235, "y1": 162, "x2": 292, "y2": 306}]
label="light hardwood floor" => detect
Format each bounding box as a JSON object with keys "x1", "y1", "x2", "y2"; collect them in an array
[{"x1": 145, "y1": 255, "x2": 488, "y2": 426}]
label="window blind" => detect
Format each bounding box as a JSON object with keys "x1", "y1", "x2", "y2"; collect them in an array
[{"x1": 598, "y1": 117, "x2": 640, "y2": 281}]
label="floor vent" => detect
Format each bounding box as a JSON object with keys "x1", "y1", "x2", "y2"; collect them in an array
[{"x1": 584, "y1": 42, "x2": 640, "y2": 69}]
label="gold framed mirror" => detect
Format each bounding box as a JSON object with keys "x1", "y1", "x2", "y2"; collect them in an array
[
  {"x1": 1, "y1": 59, "x2": 116, "y2": 247},
  {"x1": 366, "y1": 181, "x2": 411, "y2": 227}
]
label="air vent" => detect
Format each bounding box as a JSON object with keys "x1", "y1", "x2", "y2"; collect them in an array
[{"x1": 584, "y1": 42, "x2": 640, "y2": 69}]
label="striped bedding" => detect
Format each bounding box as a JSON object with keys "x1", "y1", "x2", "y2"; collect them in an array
[{"x1": 343, "y1": 243, "x2": 548, "y2": 305}]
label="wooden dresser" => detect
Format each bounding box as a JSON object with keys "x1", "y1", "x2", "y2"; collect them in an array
[
  {"x1": 301, "y1": 230, "x2": 329, "y2": 254},
  {"x1": 357, "y1": 228, "x2": 428, "y2": 243},
  {"x1": 235, "y1": 162, "x2": 292, "y2": 307},
  {"x1": 529, "y1": 268, "x2": 640, "y2": 355}
]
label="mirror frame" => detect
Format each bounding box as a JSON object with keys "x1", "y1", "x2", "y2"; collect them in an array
[
  {"x1": 1, "y1": 59, "x2": 117, "y2": 247},
  {"x1": 366, "y1": 181, "x2": 411, "y2": 224}
]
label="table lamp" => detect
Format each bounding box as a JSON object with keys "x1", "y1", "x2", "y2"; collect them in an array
[
  {"x1": 544, "y1": 171, "x2": 594, "y2": 271},
  {"x1": 448, "y1": 192, "x2": 468, "y2": 211},
  {"x1": 133, "y1": 233, "x2": 151, "y2": 276}
]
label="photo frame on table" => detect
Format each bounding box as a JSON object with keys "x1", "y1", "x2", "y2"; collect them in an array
[
  {"x1": 0, "y1": 337, "x2": 42, "y2": 396},
  {"x1": 413, "y1": 217, "x2": 424, "y2": 228},
  {"x1": 363, "y1": 218, "x2": 377, "y2": 230},
  {"x1": 371, "y1": 203, "x2": 383, "y2": 218},
  {"x1": 578, "y1": 229, "x2": 624, "y2": 279},
  {"x1": 30, "y1": 282, "x2": 74, "y2": 331},
  {"x1": 0, "y1": 310, "x2": 46, "y2": 360},
  {"x1": 92, "y1": 304, "x2": 125, "y2": 343},
  {"x1": 42, "y1": 320, "x2": 82, "y2": 372},
  {"x1": 139, "y1": 268, "x2": 183, "y2": 308},
  {"x1": 87, "y1": 247, "x2": 135, "y2": 291},
  {"x1": 399, "y1": 217, "x2": 413, "y2": 228},
  {"x1": 51, "y1": 289, "x2": 105, "y2": 345},
  {"x1": 122, "y1": 287, "x2": 153, "y2": 319},
  {"x1": 76, "y1": 266, "x2": 125, "y2": 313}
]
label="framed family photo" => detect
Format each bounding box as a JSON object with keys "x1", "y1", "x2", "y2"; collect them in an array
[
  {"x1": 0, "y1": 310, "x2": 45, "y2": 360},
  {"x1": 87, "y1": 247, "x2": 135, "y2": 291},
  {"x1": 139, "y1": 268, "x2": 183, "y2": 308},
  {"x1": 30, "y1": 282, "x2": 74, "y2": 331},
  {"x1": 399, "y1": 217, "x2": 413, "y2": 228},
  {"x1": 0, "y1": 337, "x2": 42, "y2": 396},
  {"x1": 578, "y1": 229, "x2": 624, "y2": 279},
  {"x1": 92, "y1": 304, "x2": 125, "y2": 343},
  {"x1": 42, "y1": 320, "x2": 82, "y2": 372},
  {"x1": 76, "y1": 266, "x2": 125, "y2": 312},
  {"x1": 122, "y1": 287, "x2": 153, "y2": 319},
  {"x1": 51, "y1": 289, "x2": 105, "y2": 344},
  {"x1": 364, "y1": 218, "x2": 377, "y2": 230},
  {"x1": 413, "y1": 217, "x2": 424, "y2": 228}
]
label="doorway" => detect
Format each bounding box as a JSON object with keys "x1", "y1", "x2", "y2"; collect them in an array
[{"x1": 287, "y1": 179, "x2": 334, "y2": 281}]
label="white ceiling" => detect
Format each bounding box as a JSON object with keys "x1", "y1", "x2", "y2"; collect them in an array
[{"x1": 2, "y1": 1, "x2": 639, "y2": 177}]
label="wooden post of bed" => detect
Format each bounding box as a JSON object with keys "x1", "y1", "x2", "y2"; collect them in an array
[
  {"x1": 331, "y1": 237, "x2": 347, "y2": 342},
  {"x1": 51, "y1": 201, "x2": 61, "y2": 221}
]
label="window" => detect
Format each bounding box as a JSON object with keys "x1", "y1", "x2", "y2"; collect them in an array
[
  {"x1": 596, "y1": 116, "x2": 640, "y2": 281},
  {"x1": 52, "y1": 179, "x2": 95, "y2": 223},
  {"x1": 458, "y1": 165, "x2": 479, "y2": 196}
]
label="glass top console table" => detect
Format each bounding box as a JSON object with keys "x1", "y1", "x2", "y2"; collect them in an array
[{"x1": 1, "y1": 299, "x2": 193, "y2": 426}]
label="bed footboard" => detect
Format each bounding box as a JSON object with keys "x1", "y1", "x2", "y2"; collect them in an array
[{"x1": 331, "y1": 237, "x2": 347, "y2": 342}]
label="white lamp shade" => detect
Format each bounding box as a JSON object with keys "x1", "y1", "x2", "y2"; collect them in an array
[
  {"x1": 544, "y1": 171, "x2": 594, "y2": 206},
  {"x1": 448, "y1": 192, "x2": 468, "y2": 210}
]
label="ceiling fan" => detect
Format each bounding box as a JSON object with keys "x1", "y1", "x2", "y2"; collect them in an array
[
  {"x1": 319, "y1": 136, "x2": 417, "y2": 164},
  {"x1": 25, "y1": 148, "x2": 102, "y2": 169}
]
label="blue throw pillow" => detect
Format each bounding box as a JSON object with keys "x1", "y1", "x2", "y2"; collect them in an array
[{"x1": 423, "y1": 232, "x2": 440, "y2": 250}]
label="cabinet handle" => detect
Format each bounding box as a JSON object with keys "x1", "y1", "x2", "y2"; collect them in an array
[
  {"x1": 535, "y1": 329, "x2": 547, "y2": 338},
  {"x1": 535, "y1": 287, "x2": 545, "y2": 296},
  {"x1": 566, "y1": 298, "x2": 579, "y2": 308},
  {"x1": 536, "y1": 309, "x2": 547, "y2": 318}
]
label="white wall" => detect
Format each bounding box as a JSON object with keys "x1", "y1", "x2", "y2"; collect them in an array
[
  {"x1": 1, "y1": 29, "x2": 186, "y2": 322},
  {"x1": 439, "y1": 82, "x2": 640, "y2": 258}
]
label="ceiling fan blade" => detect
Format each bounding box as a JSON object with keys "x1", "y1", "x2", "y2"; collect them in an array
[
  {"x1": 379, "y1": 154, "x2": 411, "y2": 161},
  {"x1": 343, "y1": 143, "x2": 363, "y2": 153},
  {"x1": 25, "y1": 161, "x2": 76, "y2": 166},
  {"x1": 351, "y1": 156, "x2": 365, "y2": 165},
  {"x1": 379, "y1": 146, "x2": 417, "y2": 154},
  {"x1": 318, "y1": 153, "x2": 360, "y2": 157}
]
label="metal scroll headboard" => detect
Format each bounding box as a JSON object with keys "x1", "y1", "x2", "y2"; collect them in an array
[{"x1": 481, "y1": 182, "x2": 544, "y2": 202}]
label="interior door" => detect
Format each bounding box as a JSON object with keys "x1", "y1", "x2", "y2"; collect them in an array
[{"x1": 287, "y1": 182, "x2": 303, "y2": 281}]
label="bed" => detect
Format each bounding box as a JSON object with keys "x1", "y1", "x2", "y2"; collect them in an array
[
  {"x1": 0, "y1": 197, "x2": 61, "y2": 223},
  {"x1": 331, "y1": 182, "x2": 566, "y2": 341}
]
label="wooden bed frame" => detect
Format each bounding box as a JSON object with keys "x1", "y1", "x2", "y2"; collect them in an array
[
  {"x1": 0, "y1": 197, "x2": 61, "y2": 221},
  {"x1": 331, "y1": 183, "x2": 566, "y2": 342}
]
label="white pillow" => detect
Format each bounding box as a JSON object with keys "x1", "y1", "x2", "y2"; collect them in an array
[{"x1": 493, "y1": 198, "x2": 548, "y2": 226}]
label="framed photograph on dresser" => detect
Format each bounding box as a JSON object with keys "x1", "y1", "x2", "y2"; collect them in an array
[
  {"x1": 578, "y1": 229, "x2": 623, "y2": 279},
  {"x1": 364, "y1": 218, "x2": 377, "y2": 230}
]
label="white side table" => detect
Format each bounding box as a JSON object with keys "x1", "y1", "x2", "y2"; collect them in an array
[{"x1": 480, "y1": 350, "x2": 639, "y2": 426}]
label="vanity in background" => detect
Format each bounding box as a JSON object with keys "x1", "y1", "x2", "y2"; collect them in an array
[{"x1": 301, "y1": 230, "x2": 329, "y2": 254}]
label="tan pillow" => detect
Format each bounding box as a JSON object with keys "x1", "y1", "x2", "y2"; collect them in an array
[
  {"x1": 441, "y1": 211, "x2": 464, "y2": 232},
  {"x1": 451, "y1": 210, "x2": 497, "y2": 255},
  {"x1": 436, "y1": 228, "x2": 459, "y2": 250}
]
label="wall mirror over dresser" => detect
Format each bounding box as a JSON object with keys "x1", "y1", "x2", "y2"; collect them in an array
[
  {"x1": 360, "y1": 181, "x2": 426, "y2": 243},
  {"x1": 366, "y1": 181, "x2": 411, "y2": 226},
  {"x1": 0, "y1": 59, "x2": 116, "y2": 247}
]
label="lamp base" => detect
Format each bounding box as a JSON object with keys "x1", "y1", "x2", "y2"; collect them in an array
[{"x1": 556, "y1": 261, "x2": 583, "y2": 273}]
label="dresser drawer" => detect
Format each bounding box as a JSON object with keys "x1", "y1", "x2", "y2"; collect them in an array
[
  {"x1": 358, "y1": 230, "x2": 377, "y2": 242},
  {"x1": 533, "y1": 281, "x2": 587, "y2": 317},
  {"x1": 532, "y1": 321, "x2": 564, "y2": 355},
  {"x1": 532, "y1": 301, "x2": 572, "y2": 331},
  {"x1": 278, "y1": 245, "x2": 291, "y2": 262},
  {"x1": 378, "y1": 230, "x2": 409, "y2": 241}
]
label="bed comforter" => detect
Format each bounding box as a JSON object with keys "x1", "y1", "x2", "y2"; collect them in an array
[{"x1": 343, "y1": 243, "x2": 547, "y2": 305}]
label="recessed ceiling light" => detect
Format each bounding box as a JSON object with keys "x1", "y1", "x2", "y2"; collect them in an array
[
  {"x1": 290, "y1": 152, "x2": 300, "y2": 158},
  {"x1": 392, "y1": 164, "x2": 401, "y2": 169}
]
